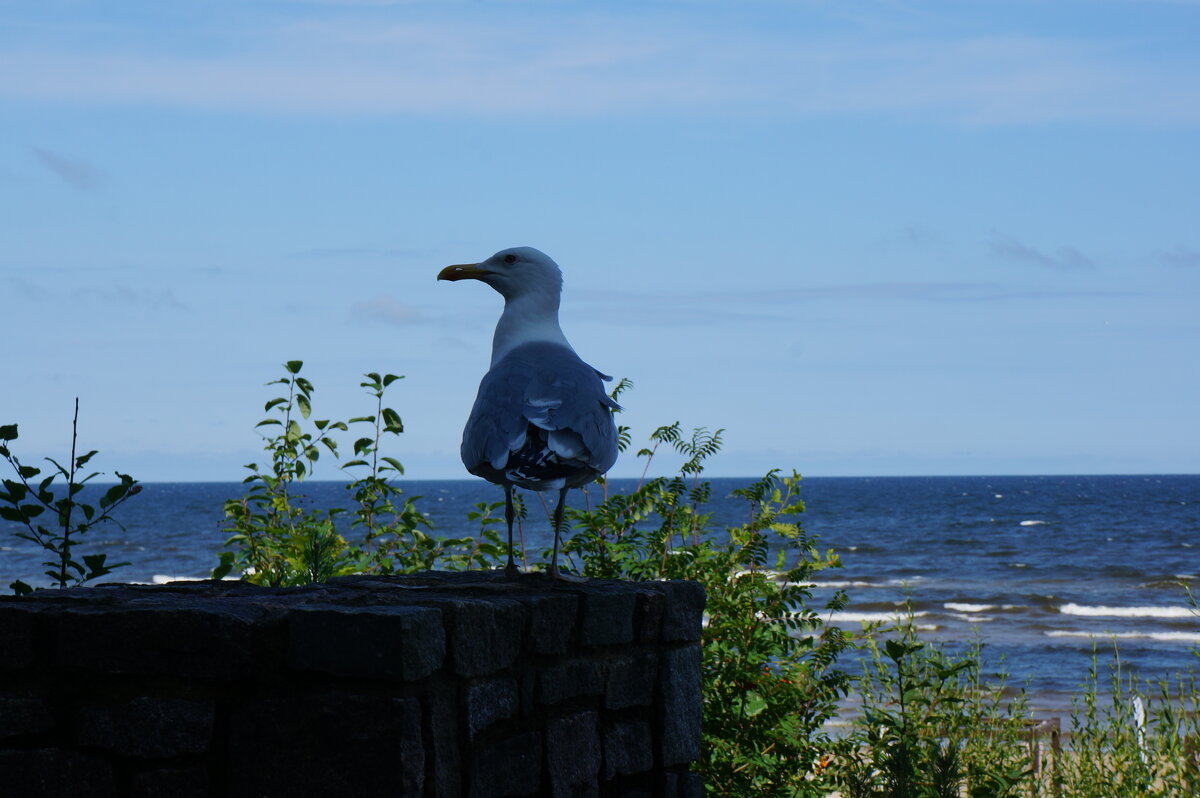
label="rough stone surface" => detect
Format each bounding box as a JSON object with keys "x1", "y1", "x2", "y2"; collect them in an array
[
  {"x1": 426, "y1": 680, "x2": 463, "y2": 798},
  {"x1": 658, "y1": 645, "x2": 703, "y2": 766},
  {"x1": 229, "y1": 693, "x2": 425, "y2": 797},
  {"x1": 537, "y1": 657, "x2": 604, "y2": 705},
  {"x1": 604, "y1": 651, "x2": 658, "y2": 710},
  {"x1": 0, "y1": 749, "x2": 116, "y2": 798},
  {"x1": 469, "y1": 730, "x2": 543, "y2": 798},
  {"x1": 528, "y1": 593, "x2": 578, "y2": 655},
  {"x1": 53, "y1": 601, "x2": 274, "y2": 679},
  {"x1": 660, "y1": 582, "x2": 706, "y2": 642},
  {"x1": 288, "y1": 603, "x2": 445, "y2": 680},
  {"x1": 466, "y1": 676, "x2": 519, "y2": 738},
  {"x1": 0, "y1": 696, "x2": 55, "y2": 739},
  {"x1": 602, "y1": 720, "x2": 654, "y2": 780},
  {"x1": 74, "y1": 697, "x2": 214, "y2": 758},
  {"x1": 580, "y1": 587, "x2": 636, "y2": 646},
  {"x1": 129, "y1": 767, "x2": 209, "y2": 798},
  {"x1": 546, "y1": 711, "x2": 601, "y2": 798},
  {"x1": 0, "y1": 572, "x2": 703, "y2": 797},
  {"x1": 445, "y1": 598, "x2": 524, "y2": 677},
  {"x1": 0, "y1": 605, "x2": 37, "y2": 669}
]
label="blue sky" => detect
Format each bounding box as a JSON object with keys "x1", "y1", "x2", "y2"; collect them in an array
[{"x1": 2, "y1": 0, "x2": 1197, "y2": 481}]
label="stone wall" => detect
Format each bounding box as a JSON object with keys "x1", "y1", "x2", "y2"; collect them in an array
[{"x1": 0, "y1": 572, "x2": 705, "y2": 798}]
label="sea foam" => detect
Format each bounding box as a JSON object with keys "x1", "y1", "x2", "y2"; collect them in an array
[
  {"x1": 1045, "y1": 630, "x2": 1200, "y2": 644},
  {"x1": 1058, "y1": 603, "x2": 1196, "y2": 619}
]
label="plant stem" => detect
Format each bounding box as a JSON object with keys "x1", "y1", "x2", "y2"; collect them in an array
[{"x1": 58, "y1": 397, "x2": 79, "y2": 588}]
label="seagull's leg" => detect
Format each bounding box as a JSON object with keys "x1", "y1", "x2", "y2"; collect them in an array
[
  {"x1": 548, "y1": 487, "x2": 567, "y2": 579},
  {"x1": 504, "y1": 483, "x2": 519, "y2": 579}
]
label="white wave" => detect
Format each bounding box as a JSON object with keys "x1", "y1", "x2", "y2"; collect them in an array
[
  {"x1": 916, "y1": 624, "x2": 940, "y2": 632},
  {"x1": 950, "y1": 613, "x2": 994, "y2": 623},
  {"x1": 1045, "y1": 630, "x2": 1200, "y2": 644},
  {"x1": 885, "y1": 576, "x2": 925, "y2": 585},
  {"x1": 1019, "y1": 520, "x2": 1047, "y2": 526},
  {"x1": 1058, "y1": 603, "x2": 1196, "y2": 619},
  {"x1": 945, "y1": 602, "x2": 994, "y2": 613},
  {"x1": 826, "y1": 611, "x2": 929, "y2": 625},
  {"x1": 945, "y1": 602, "x2": 1025, "y2": 613},
  {"x1": 803, "y1": 580, "x2": 880, "y2": 588},
  {"x1": 994, "y1": 494, "x2": 1003, "y2": 499},
  {"x1": 1008, "y1": 562, "x2": 1028, "y2": 568}
]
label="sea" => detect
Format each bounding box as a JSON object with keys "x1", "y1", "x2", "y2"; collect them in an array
[{"x1": 2, "y1": 474, "x2": 1197, "y2": 718}]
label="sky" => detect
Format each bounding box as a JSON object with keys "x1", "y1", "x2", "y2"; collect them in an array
[{"x1": 1, "y1": 0, "x2": 1198, "y2": 482}]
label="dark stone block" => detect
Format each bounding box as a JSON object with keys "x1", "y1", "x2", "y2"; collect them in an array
[
  {"x1": 75, "y1": 696, "x2": 214, "y2": 758},
  {"x1": 546, "y1": 711, "x2": 600, "y2": 798},
  {"x1": 0, "y1": 604, "x2": 38, "y2": 669},
  {"x1": 537, "y1": 658, "x2": 603, "y2": 705},
  {"x1": 580, "y1": 588, "x2": 636, "y2": 646},
  {"x1": 444, "y1": 599, "x2": 524, "y2": 677},
  {"x1": 0, "y1": 749, "x2": 116, "y2": 798},
  {"x1": 658, "y1": 645, "x2": 702, "y2": 766},
  {"x1": 604, "y1": 651, "x2": 657, "y2": 710},
  {"x1": 427, "y1": 681, "x2": 462, "y2": 798},
  {"x1": 528, "y1": 593, "x2": 578, "y2": 655},
  {"x1": 288, "y1": 604, "x2": 445, "y2": 681},
  {"x1": 677, "y1": 770, "x2": 705, "y2": 798},
  {"x1": 602, "y1": 720, "x2": 653, "y2": 780},
  {"x1": 229, "y1": 693, "x2": 424, "y2": 797},
  {"x1": 0, "y1": 696, "x2": 54, "y2": 739},
  {"x1": 53, "y1": 601, "x2": 275, "y2": 679},
  {"x1": 130, "y1": 767, "x2": 209, "y2": 798},
  {"x1": 466, "y1": 676, "x2": 519, "y2": 739},
  {"x1": 635, "y1": 590, "x2": 664, "y2": 642},
  {"x1": 659, "y1": 582, "x2": 705, "y2": 642},
  {"x1": 468, "y1": 730, "x2": 542, "y2": 798}
]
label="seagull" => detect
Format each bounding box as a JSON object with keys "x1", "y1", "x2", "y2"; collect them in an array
[{"x1": 438, "y1": 247, "x2": 619, "y2": 579}]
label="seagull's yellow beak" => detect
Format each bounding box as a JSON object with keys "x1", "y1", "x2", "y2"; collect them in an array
[{"x1": 437, "y1": 263, "x2": 490, "y2": 282}]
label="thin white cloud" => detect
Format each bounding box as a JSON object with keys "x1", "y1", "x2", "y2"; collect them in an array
[
  {"x1": 988, "y1": 232, "x2": 1096, "y2": 271},
  {"x1": 1156, "y1": 245, "x2": 1200, "y2": 268},
  {"x1": 1, "y1": 12, "x2": 1197, "y2": 124},
  {"x1": 572, "y1": 281, "x2": 1134, "y2": 325},
  {"x1": 350, "y1": 294, "x2": 426, "y2": 326},
  {"x1": 31, "y1": 147, "x2": 106, "y2": 189}
]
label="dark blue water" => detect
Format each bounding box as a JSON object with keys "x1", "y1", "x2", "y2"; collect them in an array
[{"x1": 2, "y1": 475, "x2": 1197, "y2": 714}]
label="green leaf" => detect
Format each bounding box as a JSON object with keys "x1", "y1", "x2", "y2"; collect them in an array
[
  {"x1": 0, "y1": 424, "x2": 17, "y2": 441},
  {"x1": 75, "y1": 450, "x2": 98, "y2": 469},
  {"x1": 381, "y1": 407, "x2": 403, "y2": 433},
  {"x1": 353, "y1": 437, "x2": 374, "y2": 456},
  {"x1": 381, "y1": 457, "x2": 406, "y2": 475},
  {"x1": 17, "y1": 464, "x2": 40, "y2": 479},
  {"x1": 212, "y1": 551, "x2": 235, "y2": 580},
  {"x1": 285, "y1": 360, "x2": 304, "y2": 374},
  {"x1": 0, "y1": 506, "x2": 24, "y2": 522},
  {"x1": 286, "y1": 420, "x2": 302, "y2": 442},
  {"x1": 296, "y1": 394, "x2": 312, "y2": 419},
  {"x1": 264, "y1": 397, "x2": 287, "y2": 412},
  {"x1": 382, "y1": 374, "x2": 404, "y2": 387},
  {"x1": 255, "y1": 419, "x2": 282, "y2": 428}
]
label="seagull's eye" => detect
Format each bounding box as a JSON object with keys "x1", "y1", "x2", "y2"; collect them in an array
[{"x1": 503, "y1": 253, "x2": 517, "y2": 264}]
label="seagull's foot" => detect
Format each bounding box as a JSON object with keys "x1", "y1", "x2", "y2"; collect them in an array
[{"x1": 546, "y1": 564, "x2": 588, "y2": 583}]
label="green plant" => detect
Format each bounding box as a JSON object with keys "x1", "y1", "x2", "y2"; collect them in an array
[
  {"x1": 1048, "y1": 646, "x2": 1200, "y2": 797},
  {"x1": 0, "y1": 399, "x2": 140, "y2": 594},
  {"x1": 837, "y1": 609, "x2": 1032, "y2": 798},
  {"x1": 560, "y1": 413, "x2": 852, "y2": 797},
  {"x1": 214, "y1": 360, "x2": 351, "y2": 585},
  {"x1": 215, "y1": 362, "x2": 506, "y2": 584}
]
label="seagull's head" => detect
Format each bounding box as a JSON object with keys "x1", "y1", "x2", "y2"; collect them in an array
[{"x1": 437, "y1": 246, "x2": 563, "y2": 301}]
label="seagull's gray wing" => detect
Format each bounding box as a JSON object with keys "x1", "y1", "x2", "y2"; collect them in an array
[{"x1": 461, "y1": 341, "x2": 619, "y2": 487}]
